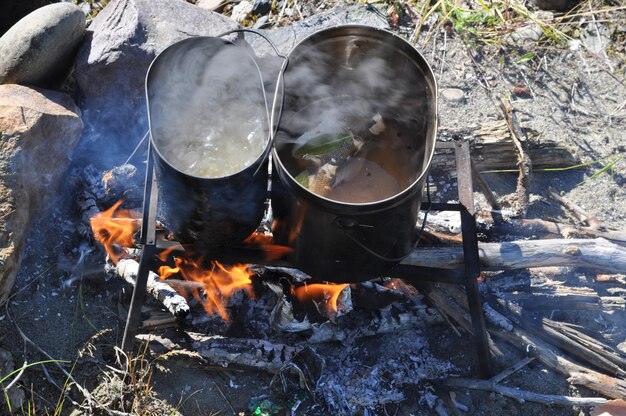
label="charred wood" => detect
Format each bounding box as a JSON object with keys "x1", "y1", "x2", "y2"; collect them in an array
[{"x1": 188, "y1": 332, "x2": 297, "y2": 372}]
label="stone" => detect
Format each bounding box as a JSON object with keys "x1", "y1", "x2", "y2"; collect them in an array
[
  {"x1": 253, "y1": 15, "x2": 270, "y2": 29},
  {"x1": 0, "y1": 85, "x2": 82, "y2": 302},
  {"x1": 0, "y1": 3, "x2": 86, "y2": 88},
  {"x1": 0, "y1": 348, "x2": 25, "y2": 413},
  {"x1": 505, "y1": 23, "x2": 544, "y2": 44},
  {"x1": 195, "y1": 0, "x2": 225, "y2": 11},
  {"x1": 580, "y1": 21, "x2": 612, "y2": 54},
  {"x1": 73, "y1": 0, "x2": 239, "y2": 165},
  {"x1": 504, "y1": 11, "x2": 553, "y2": 45},
  {"x1": 440, "y1": 88, "x2": 465, "y2": 102},
  {"x1": 252, "y1": 0, "x2": 271, "y2": 16},
  {"x1": 248, "y1": 4, "x2": 390, "y2": 56},
  {"x1": 232, "y1": 1, "x2": 254, "y2": 23}
]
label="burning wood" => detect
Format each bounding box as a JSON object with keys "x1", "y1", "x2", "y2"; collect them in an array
[
  {"x1": 107, "y1": 259, "x2": 190, "y2": 318},
  {"x1": 89, "y1": 200, "x2": 140, "y2": 264},
  {"x1": 158, "y1": 257, "x2": 254, "y2": 321},
  {"x1": 90, "y1": 201, "x2": 190, "y2": 317},
  {"x1": 291, "y1": 283, "x2": 352, "y2": 321}
]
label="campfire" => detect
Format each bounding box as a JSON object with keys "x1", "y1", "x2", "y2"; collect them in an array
[
  {"x1": 77, "y1": 25, "x2": 626, "y2": 412},
  {"x1": 3, "y1": 0, "x2": 625, "y2": 413}
]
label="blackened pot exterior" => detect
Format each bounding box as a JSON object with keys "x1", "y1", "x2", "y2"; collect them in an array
[
  {"x1": 146, "y1": 37, "x2": 270, "y2": 249},
  {"x1": 271, "y1": 26, "x2": 438, "y2": 282}
]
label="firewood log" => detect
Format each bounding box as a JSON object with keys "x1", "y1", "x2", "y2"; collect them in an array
[{"x1": 402, "y1": 238, "x2": 626, "y2": 273}]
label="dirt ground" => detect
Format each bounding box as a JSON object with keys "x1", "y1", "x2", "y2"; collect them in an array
[{"x1": 1, "y1": 1, "x2": 625, "y2": 415}]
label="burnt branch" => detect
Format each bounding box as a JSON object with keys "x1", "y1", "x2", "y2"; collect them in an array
[{"x1": 500, "y1": 98, "x2": 532, "y2": 217}]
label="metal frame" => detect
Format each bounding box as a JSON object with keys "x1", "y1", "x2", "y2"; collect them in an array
[{"x1": 121, "y1": 140, "x2": 492, "y2": 377}]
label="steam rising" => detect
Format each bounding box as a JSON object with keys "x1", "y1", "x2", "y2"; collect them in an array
[
  {"x1": 147, "y1": 38, "x2": 269, "y2": 178},
  {"x1": 275, "y1": 34, "x2": 433, "y2": 203}
]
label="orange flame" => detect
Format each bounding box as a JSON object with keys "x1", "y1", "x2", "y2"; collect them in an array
[
  {"x1": 90, "y1": 200, "x2": 140, "y2": 264},
  {"x1": 160, "y1": 258, "x2": 254, "y2": 321},
  {"x1": 243, "y1": 231, "x2": 293, "y2": 261},
  {"x1": 292, "y1": 283, "x2": 349, "y2": 316}
]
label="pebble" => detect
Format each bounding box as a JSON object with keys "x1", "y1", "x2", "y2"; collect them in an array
[
  {"x1": 253, "y1": 15, "x2": 270, "y2": 29},
  {"x1": 231, "y1": 0, "x2": 253, "y2": 22},
  {"x1": 0, "y1": 3, "x2": 86, "y2": 87},
  {"x1": 195, "y1": 0, "x2": 224, "y2": 11},
  {"x1": 440, "y1": 88, "x2": 465, "y2": 102}
]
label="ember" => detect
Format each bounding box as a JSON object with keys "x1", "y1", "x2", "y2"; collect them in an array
[
  {"x1": 89, "y1": 200, "x2": 140, "y2": 264},
  {"x1": 292, "y1": 283, "x2": 349, "y2": 317},
  {"x1": 159, "y1": 257, "x2": 254, "y2": 321}
]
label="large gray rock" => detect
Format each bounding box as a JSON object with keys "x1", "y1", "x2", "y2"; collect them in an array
[
  {"x1": 0, "y1": 84, "x2": 83, "y2": 302},
  {"x1": 0, "y1": 3, "x2": 86, "y2": 87},
  {"x1": 74, "y1": 0, "x2": 239, "y2": 164}
]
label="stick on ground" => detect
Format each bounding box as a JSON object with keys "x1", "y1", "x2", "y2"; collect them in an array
[{"x1": 444, "y1": 377, "x2": 607, "y2": 406}]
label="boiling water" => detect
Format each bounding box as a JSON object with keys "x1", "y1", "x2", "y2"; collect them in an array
[
  {"x1": 149, "y1": 42, "x2": 269, "y2": 178},
  {"x1": 155, "y1": 104, "x2": 267, "y2": 178}
]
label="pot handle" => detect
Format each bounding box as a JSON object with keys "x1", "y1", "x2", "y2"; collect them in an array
[
  {"x1": 333, "y1": 178, "x2": 432, "y2": 262},
  {"x1": 217, "y1": 29, "x2": 290, "y2": 176}
]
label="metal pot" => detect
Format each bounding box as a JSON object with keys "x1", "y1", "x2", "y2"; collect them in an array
[
  {"x1": 271, "y1": 26, "x2": 438, "y2": 282},
  {"x1": 146, "y1": 36, "x2": 271, "y2": 249}
]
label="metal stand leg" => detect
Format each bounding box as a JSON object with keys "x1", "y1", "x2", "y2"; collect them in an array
[
  {"x1": 455, "y1": 141, "x2": 492, "y2": 377},
  {"x1": 121, "y1": 146, "x2": 158, "y2": 352}
]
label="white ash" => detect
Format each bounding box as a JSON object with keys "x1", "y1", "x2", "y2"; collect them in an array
[{"x1": 316, "y1": 330, "x2": 455, "y2": 414}]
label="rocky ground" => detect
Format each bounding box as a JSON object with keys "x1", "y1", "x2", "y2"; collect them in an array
[{"x1": 0, "y1": 0, "x2": 625, "y2": 415}]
